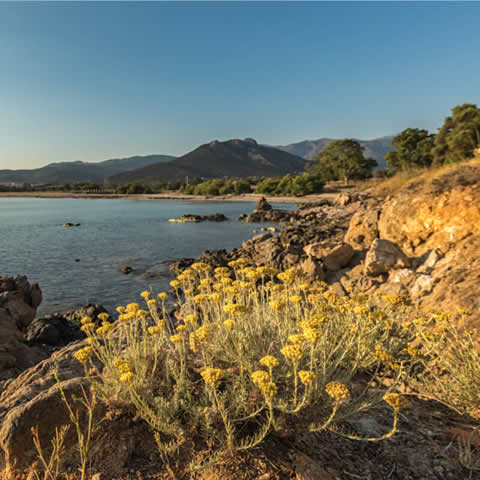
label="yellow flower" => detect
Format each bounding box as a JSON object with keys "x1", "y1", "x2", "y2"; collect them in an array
[
  {"x1": 96, "y1": 322, "x2": 114, "y2": 337},
  {"x1": 120, "y1": 371, "x2": 135, "y2": 385},
  {"x1": 184, "y1": 314, "x2": 198, "y2": 324},
  {"x1": 176, "y1": 324, "x2": 187, "y2": 333},
  {"x1": 140, "y1": 290, "x2": 151, "y2": 299},
  {"x1": 195, "y1": 325, "x2": 210, "y2": 341},
  {"x1": 303, "y1": 327, "x2": 321, "y2": 344},
  {"x1": 80, "y1": 322, "x2": 95, "y2": 333},
  {"x1": 299, "y1": 283, "x2": 310, "y2": 291},
  {"x1": 208, "y1": 293, "x2": 222, "y2": 303},
  {"x1": 223, "y1": 319, "x2": 235, "y2": 329},
  {"x1": 458, "y1": 308, "x2": 470, "y2": 316},
  {"x1": 116, "y1": 306, "x2": 125, "y2": 314},
  {"x1": 220, "y1": 277, "x2": 233, "y2": 285},
  {"x1": 189, "y1": 332, "x2": 199, "y2": 352},
  {"x1": 148, "y1": 326, "x2": 162, "y2": 336},
  {"x1": 269, "y1": 300, "x2": 286, "y2": 312},
  {"x1": 288, "y1": 334, "x2": 306, "y2": 345},
  {"x1": 81, "y1": 316, "x2": 93, "y2": 325},
  {"x1": 260, "y1": 381, "x2": 278, "y2": 399},
  {"x1": 194, "y1": 294, "x2": 209, "y2": 304},
  {"x1": 224, "y1": 304, "x2": 251, "y2": 315},
  {"x1": 325, "y1": 382, "x2": 350, "y2": 401},
  {"x1": 170, "y1": 280, "x2": 181, "y2": 289},
  {"x1": 259, "y1": 356, "x2": 279, "y2": 369},
  {"x1": 200, "y1": 277, "x2": 214, "y2": 286},
  {"x1": 114, "y1": 359, "x2": 132, "y2": 373},
  {"x1": 126, "y1": 303, "x2": 140, "y2": 313},
  {"x1": 191, "y1": 262, "x2": 211, "y2": 273},
  {"x1": 97, "y1": 312, "x2": 110, "y2": 322},
  {"x1": 383, "y1": 393, "x2": 410, "y2": 411},
  {"x1": 251, "y1": 370, "x2": 270, "y2": 386},
  {"x1": 185, "y1": 288, "x2": 194, "y2": 296},
  {"x1": 201, "y1": 368, "x2": 224, "y2": 388},
  {"x1": 147, "y1": 299, "x2": 157, "y2": 308},
  {"x1": 215, "y1": 267, "x2": 230, "y2": 276},
  {"x1": 289, "y1": 295, "x2": 303, "y2": 305},
  {"x1": 137, "y1": 309, "x2": 149, "y2": 318},
  {"x1": 74, "y1": 346, "x2": 93, "y2": 363},
  {"x1": 298, "y1": 370, "x2": 317, "y2": 386},
  {"x1": 281, "y1": 344, "x2": 304, "y2": 362},
  {"x1": 158, "y1": 292, "x2": 168, "y2": 301},
  {"x1": 169, "y1": 334, "x2": 184, "y2": 344}
]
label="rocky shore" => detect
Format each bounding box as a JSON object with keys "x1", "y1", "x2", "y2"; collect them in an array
[{"x1": 2, "y1": 160, "x2": 480, "y2": 478}]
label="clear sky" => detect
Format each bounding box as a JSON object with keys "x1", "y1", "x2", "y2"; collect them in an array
[{"x1": 1, "y1": 1, "x2": 479, "y2": 169}]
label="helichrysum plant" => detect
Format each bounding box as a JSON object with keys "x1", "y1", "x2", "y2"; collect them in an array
[{"x1": 74, "y1": 261, "x2": 428, "y2": 462}]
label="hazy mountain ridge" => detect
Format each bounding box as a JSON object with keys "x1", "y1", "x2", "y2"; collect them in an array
[
  {"x1": 274, "y1": 136, "x2": 395, "y2": 169},
  {"x1": 0, "y1": 154, "x2": 174, "y2": 184},
  {"x1": 109, "y1": 138, "x2": 307, "y2": 184}
]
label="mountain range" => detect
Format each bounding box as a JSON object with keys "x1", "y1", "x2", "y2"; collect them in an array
[
  {"x1": 0, "y1": 136, "x2": 394, "y2": 185},
  {"x1": 0, "y1": 154, "x2": 174, "y2": 185}
]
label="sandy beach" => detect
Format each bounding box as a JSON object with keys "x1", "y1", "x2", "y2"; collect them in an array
[{"x1": 0, "y1": 191, "x2": 339, "y2": 203}]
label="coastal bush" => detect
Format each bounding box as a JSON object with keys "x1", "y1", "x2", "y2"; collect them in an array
[
  {"x1": 255, "y1": 173, "x2": 324, "y2": 196},
  {"x1": 73, "y1": 262, "x2": 423, "y2": 466},
  {"x1": 180, "y1": 178, "x2": 251, "y2": 196}
]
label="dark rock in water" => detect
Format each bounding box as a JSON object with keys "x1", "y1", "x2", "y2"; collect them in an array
[
  {"x1": 25, "y1": 314, "x2": 85, "y2": 349},
  {"x1": 63, "y1": 223, "x2": 81, "y2": 227},
  {"x1": 169, "y1": 213, "x2": 228, "y2": 223},
  {"x1": 75, "y1": 258, "x2": 80, "y2": 262},
  {"x1": 255, "y1": 196, "x2": 273, "y2": 211},
  {"x1": 121, "y1": 265, "x2": 133, "y2": 274}
]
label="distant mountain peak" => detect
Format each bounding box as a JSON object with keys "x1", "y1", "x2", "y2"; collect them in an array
[{"x1": 109, "y1": 137, "x2": 306, "y2": 184}]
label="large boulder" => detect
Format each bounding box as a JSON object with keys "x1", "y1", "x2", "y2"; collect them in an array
[
  {"x1": 303, "y1": 242, "x2": 354, "y2": 271},
  {"x1": 0, "y1": 276, "x2": 45, "y2": 381},
  {"x1": 255, "y1": 196, "x2": 273, "y2": 212},
  {"x1": 344, "y1": 208, "x2": 380, "y2": 250},
  {"x1": 364, "y1": 239, "x2": 410, "y2": 276}
]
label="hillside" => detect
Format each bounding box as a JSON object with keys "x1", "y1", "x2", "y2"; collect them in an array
[
  {"x1": 275, "y1": 135, "x2": 394, "y2": 168},
  {"x1": 0, "y1": 154, "x2": 174, "y2": 185},
  {"x1": 109, "y1": 138, "x2": 306, "y2": 184}
]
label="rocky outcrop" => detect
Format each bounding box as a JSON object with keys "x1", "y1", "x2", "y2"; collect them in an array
[
  {"x1": 344, "y1": 208, "x2": 380, "y2": 250},
  {"x1": 241, "y1": 197, "x2": 295, "y2": 223},
  {"x1": 303, "y1": 242, "x2": 354, "y2": 271},
  {"x1": 169, "y1": 213, "x2": 228, "y2": 223},
  {"x1": 0, "y1": 276, "x2": 45, "y2": 382},
  {"x1": 364, "y1": 239, "x2": 410, "y2": 276}
]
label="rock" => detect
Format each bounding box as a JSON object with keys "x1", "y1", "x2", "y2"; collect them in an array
[
  {"x1": 242, "y1": 233, "x2": 272, "y2": 248},
  {"x1": 300, "y1": 257, "x2": 325, "y2": 282},
  {"x1": 416, "y1": 248, "x2": 443, "y2": 274},
  {"x1": 0, "y1": 276, "x2": 45, "y2": 381},
  {"x1": 64, "y1": 304, "x2": 109, "y2": 324},
  {"x1": 25, "y1": 314, "x2": 85, "y2": 349},
  {"x1": 255, "y1": 197, "x2": 273, "y2": 212},
  {"x1": 303, "y1": 242, "x2": 353, "y2": 271},
  {"x1": 364, "y1": 239, "x2": 410, "y2": 276},
  {"x1": 344, "y1": 208, "x2": 380, "y2": 250},
  {"x1": 120, "y1": 266, "x2": 133, "y2": 274},
  {"x1": 169, "y1": 213, "x2": 228, "y2": 223},
  {"x1": 63, "y1": 223, "x2": 81, "y2": 227},
  {"x1": 323, "y1": 243, "x2": 354, "y2": 271}
]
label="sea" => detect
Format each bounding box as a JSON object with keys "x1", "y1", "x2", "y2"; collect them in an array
[{"x1": 0, "y1": 198, "x2": 295, "y2": 316}]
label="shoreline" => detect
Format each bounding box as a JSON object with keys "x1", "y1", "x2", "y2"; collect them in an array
[{"x1": 0, "y1": 191, "x2": 338, "y2": 203}]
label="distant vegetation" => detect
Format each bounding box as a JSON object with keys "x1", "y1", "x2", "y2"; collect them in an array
[
  {"x1": 255, "y1": 173, "x2": 325, "y2": 196},
  {"x1": 179, "y1": 178, "x2": 251, "y2": 196}
]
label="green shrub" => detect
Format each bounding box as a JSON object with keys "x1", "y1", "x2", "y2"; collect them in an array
[{"x1": 256, "y1": 173, "x2": 324, "y2": 196}]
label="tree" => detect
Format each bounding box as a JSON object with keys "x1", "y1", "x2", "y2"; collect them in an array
[
  {"x1": 311, "y1": 139, "x2": 377, "y2": 185},
  {"x1": 432, "y1": 103, "x2": 480, "y2": 165},
  {"x1": 385, "y1": 128, "x2": 435, "y2": 172}
]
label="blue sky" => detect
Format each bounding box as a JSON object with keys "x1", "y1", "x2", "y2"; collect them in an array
[{"x1": 1, "y1": 2, "x2": 479, "y2": 169}]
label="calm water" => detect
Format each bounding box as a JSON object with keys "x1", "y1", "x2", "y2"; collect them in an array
[{"x1": 0, "y1": 198, "x2": 294, "y2": 315}]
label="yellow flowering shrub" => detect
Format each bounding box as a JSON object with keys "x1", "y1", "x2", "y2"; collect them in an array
[{"x1": 72, "y1": 263, "x2": 459, "y2": 463}]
